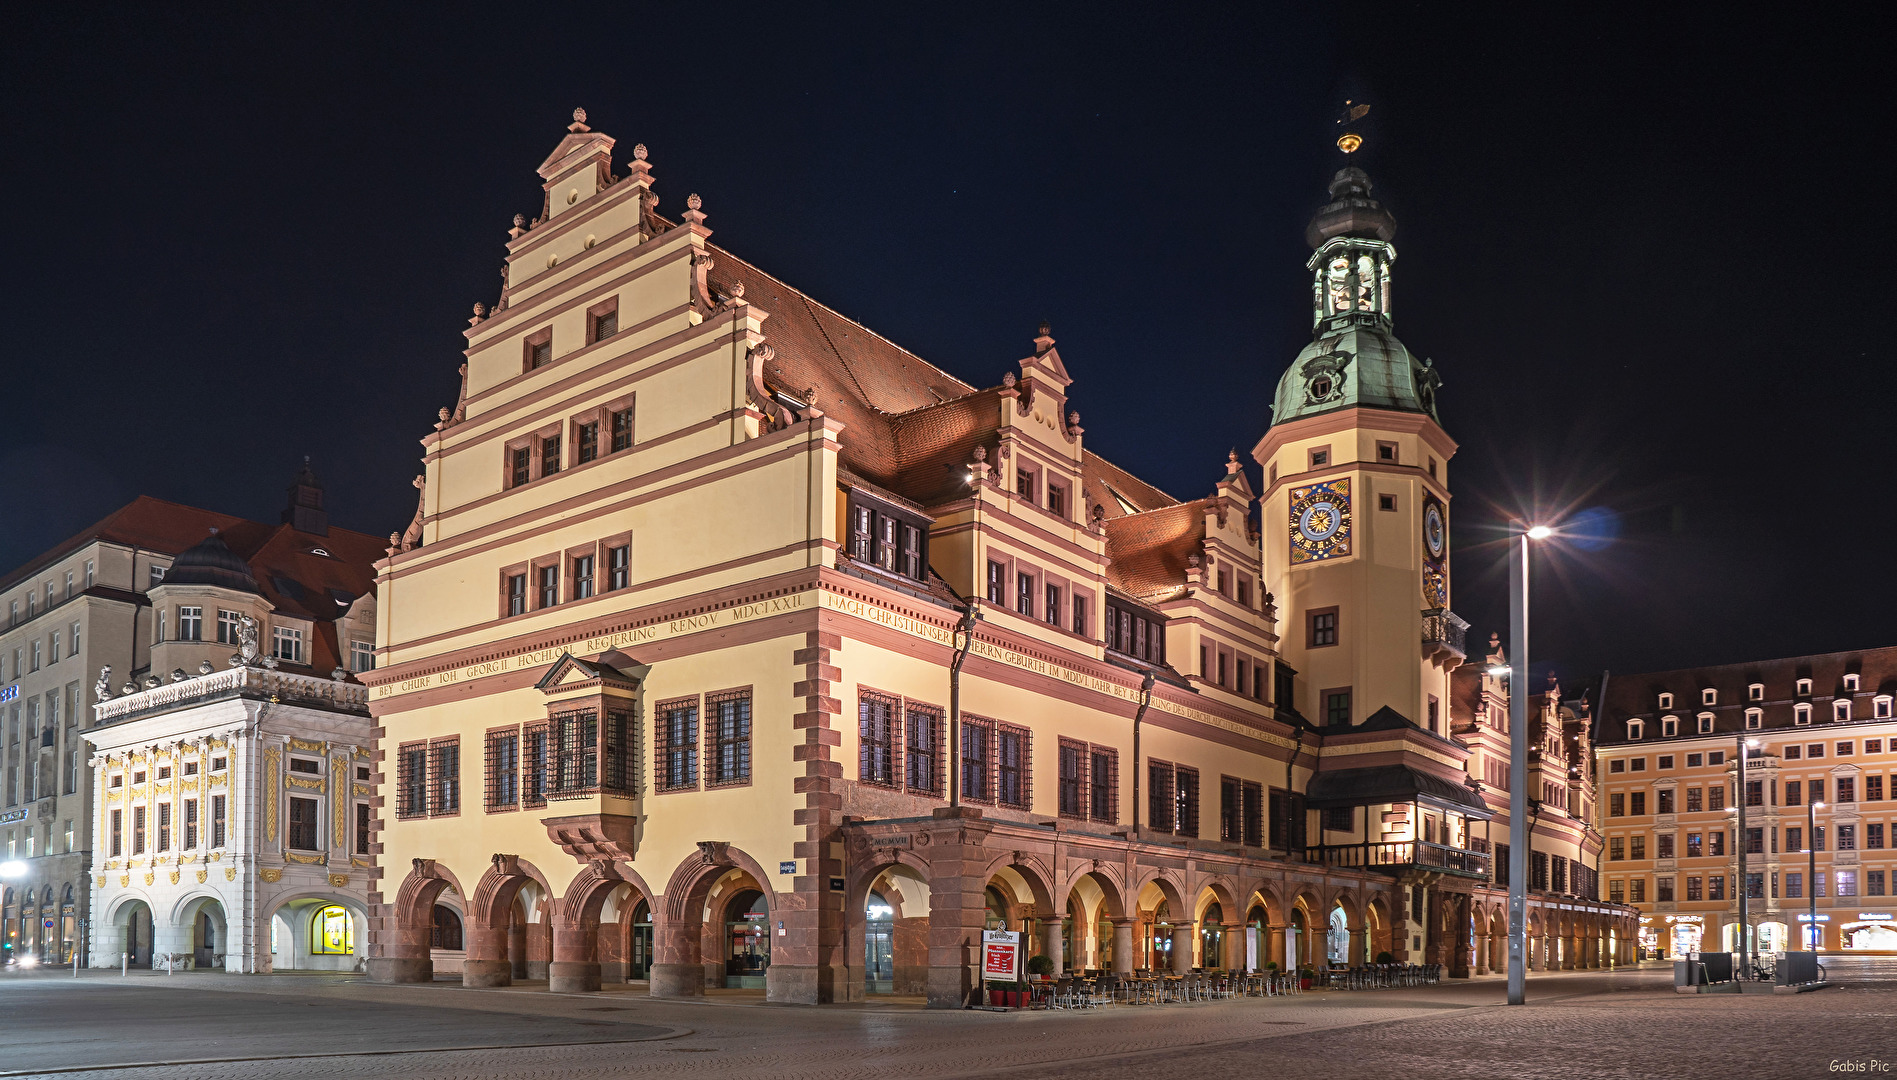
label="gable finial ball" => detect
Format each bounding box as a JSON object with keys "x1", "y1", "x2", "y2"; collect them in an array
[
  {"x1": 513, "y1": 213, "x2": 526, "y2": 228},
  {"x1": 687, "y1": 193, "x2": 703, "y2": 211},
  {"x1": 633, "y1": 144, "x2": 648, "y2": 161},
  {"x1": 573, "y1": 107, "x2": 587, "y2": 124}
]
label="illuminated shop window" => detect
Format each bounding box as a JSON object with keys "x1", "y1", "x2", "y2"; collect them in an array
[{"x1": 311, "y1": 906, "x2": 354, "y2": 955}]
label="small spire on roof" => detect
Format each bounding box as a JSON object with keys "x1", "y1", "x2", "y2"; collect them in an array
[
  {"x1": 569, "y1": 107, "x2": 590, "y2": 133},
  {"x1": 683, "y1": 193, "x2": 706, "y2": 227},
  {"x1": 633, "y1": 143, "x2": 648, "y2": 161}
]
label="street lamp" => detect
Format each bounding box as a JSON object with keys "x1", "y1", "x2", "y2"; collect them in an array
[
  {"x1": 0, "y1": 861, "x2": 26, "y2": 879},
  {"x1": 1808, "y1": 800, "x2": 1825, "y2": 953},
  {"x1": 1504, "y1": 520, "x2": 1555, "y2": 1007},
  {"x1": 1737, "y1": 735, "x2": 1760, "y2": 975}
]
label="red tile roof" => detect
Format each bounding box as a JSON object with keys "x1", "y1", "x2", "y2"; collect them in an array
[{"x1": 1100, "y1": 499, "x2": 1212, "y2": 602}]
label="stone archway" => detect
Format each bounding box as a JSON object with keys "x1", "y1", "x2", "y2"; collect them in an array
[
  {"x1": 654, "y1": 844, "x2": 778, "y2": 1000},
  {"x1": 369, "y1": 859, "x2": 464, "y2": 983},
  {"x1": 1058, "y1": 867, "x2": 1128, "y2": 975},
  {"x1": 462, "y1": 855, "x2": 562, "y2": 988}
]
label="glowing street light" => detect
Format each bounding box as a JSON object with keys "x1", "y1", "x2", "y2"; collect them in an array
[
  {"x1": 0, "y1": 861, "x2": 27, "y2": 879},
  {"x1": 1505, "y1": 521, "x2": 1557, "y2": 1007}
]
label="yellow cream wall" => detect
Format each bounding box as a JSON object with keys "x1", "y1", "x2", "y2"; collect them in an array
[
  {"x1": 379, "y1": 632, "x2": 807, "y2": 901},
  {"x1": 827, "y1": 630, "x2": 1293, "y2": 831},
  {"x1": 1262, "y1": 421, "x2": 1447, "y2": 728}
]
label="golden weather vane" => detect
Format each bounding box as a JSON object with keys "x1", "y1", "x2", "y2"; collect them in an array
[{"x1": 1335, "y1": 100, "x2": 1370, "y2": 154}]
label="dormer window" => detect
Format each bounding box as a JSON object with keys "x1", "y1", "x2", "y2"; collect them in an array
[
  {"x1": 1697, "y1": 713, "x2": 1714, "y2": 734},
  {"x1": 1658, "y1": 693, "x2": 1674, "y2": 710},
  {"x1": 844, "y1": 493, "x2": 929, "y2": 582},
  {"x1": 1662, "y1": 716, "x2": 1678, "y2": 737},
  {"x1": 1701, "y1": 688, "x2": 1717, "y2": 706},
  {"x1": 307, "y1": 547, "x2": 331, "y2": 558},
  {"x1": 1746, "y1": 708, "x2": 1763, "y2": 730},
  {"x1": 1795, "y1": 703, "x2": 1812, "y2": 726},
  {"x1": 1628, "y1": 719, "x2": 1644, "y2": 741},
  {"x1": 1876, "y1": 697, "x2": 1893, "y2": 719},
  {"x1": 1845, "y1": 674, "x2": 1861, "y2": 692},
  {"x1": 1749, "y1": 683, "x2": 1764, "y2": 702},
  {"x1": 1797, "y1": 678, "x2": 1813, "y2": 696},
  {"x1": 1105, "y1": 600, "x2": 1165, "y2": 664},
  {"x1": 1834, "y1": 700, "x2": 1852, "y2": 722}
]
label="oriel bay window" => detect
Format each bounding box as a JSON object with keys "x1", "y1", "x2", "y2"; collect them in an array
[
  {"x1": 844, "y1": 493, "x2": 930, "y2": 582},
  {"x1": 541, "y1": 707, "x2": 634, "y2": 799}
]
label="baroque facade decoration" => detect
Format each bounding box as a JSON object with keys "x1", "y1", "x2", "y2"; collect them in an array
[
  {"x1": 359, "y1": 111, "x2": 1633, "y2": 1005},
  {"x1": 1596, "y1": 646, "x2": 1897, "y2": 957},
  {"x1": 69, "y1": 470, "x2": 383, "y2": 971}
]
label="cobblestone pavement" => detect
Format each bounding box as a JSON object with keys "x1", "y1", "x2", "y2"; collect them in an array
[{"x1": 1, "y1": 962, "x2": 1888, "y2": 1079}]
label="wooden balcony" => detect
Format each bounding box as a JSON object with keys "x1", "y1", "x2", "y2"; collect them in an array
[{"x1": 1304, "y1": 839, "x2": 1492, "y2": 881}]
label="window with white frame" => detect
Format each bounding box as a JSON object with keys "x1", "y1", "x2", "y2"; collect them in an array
[
  {"x1": 1746, "y1": 708, "x2": 1763, "y2": 729},
  {"x1": 1797, "y1": 678, "x2": 1812, "y2": 696},
  {"x1": 1795, "y1": 703, "x2": 1812, "y2": 725},
  {"x1": 149, "y1": 565, "x2": 166, "y2": 588},
  {"x1": 1877, "y1": 697, "x2": 1893, "y2": 719},
  {"x1": 350, "y1": 640, "x2": 374, "y2": 672},
  {"x1": 177, "y1": 606, "x2": 202, "y2": 642},
  {"x1": 1845, "y1": 674, "x2": 1861, "y2": 692},
  {"x1": 1835, "y1": 700, "x2": 1852, "y2": 722},
  {"x1": 1749, "y1": 683, "x2": 1763, "y2": 701},
  {"x1": 1702, "y1": 688, "x2": 1717, "y2": 705},
  {"x1": 1662, "y1": 715, "x2": 1678, "y2": 737},
  {"x1": 1628, "y1": 719, "x2": 1644, "y2": 740},
  {"x1": 272, "y1": 626, "x2": 304, "y2": 663},
  {"x1": 70, "y1": 621, "x2": 80, "y2": 656},
  {"x1": 1698, "y1": 713, "x2": 1714, "y2": 734},
  {"x1": 216, "y1": 609, "x2": 242, "y2": 645},
  {"x1": 1659, "y1": 693, "x2": 1674, "y2": 710}
]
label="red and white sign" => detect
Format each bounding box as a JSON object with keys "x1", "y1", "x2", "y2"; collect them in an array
[{"x1": 982, "y1": 929, "x2": 1020, "y2": 980}]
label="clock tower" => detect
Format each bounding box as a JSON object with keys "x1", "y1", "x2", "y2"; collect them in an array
[{"x1": 1254, "y1": 165, "x2": 1466, "y2": 734}]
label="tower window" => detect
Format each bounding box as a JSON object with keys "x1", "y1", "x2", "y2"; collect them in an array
[
  {"x1": 1309, "y1": 447, "x2": 1330, "y2": 469},
  {"x1": 1378, "y1": 493, "x2": 1396, "y2": 511},
  {"x1": 1309, "y1": 609, "x2": 1338, "y2": 648},
  {"x1": 1376, "y1": 441, "x2": 1397, "y2": 462}
]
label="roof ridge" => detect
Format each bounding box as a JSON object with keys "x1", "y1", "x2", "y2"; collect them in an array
[{"x1": 708, "y1": 244, "x2": 979, "y2": 401}]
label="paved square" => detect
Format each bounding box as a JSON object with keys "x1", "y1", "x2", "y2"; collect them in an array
[{"x1": 1, "y1": 963, "x2": 1888, "y2": 1079}]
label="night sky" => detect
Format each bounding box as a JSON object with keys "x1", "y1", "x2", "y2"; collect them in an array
[{"x1": 5, "y1": 5, "x2": 1891, "y2": 686}]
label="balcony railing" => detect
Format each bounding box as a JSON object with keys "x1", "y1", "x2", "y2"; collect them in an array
[
  {"x1": 1304, "y1": 839, "x2": 1492, "y2": 880},
  {"x1": 1422, "y1": 608, "x2": 1469, "y2": 663},
  {"x1": 94, "y1": 665, "x2": 368, "y2": 724}
]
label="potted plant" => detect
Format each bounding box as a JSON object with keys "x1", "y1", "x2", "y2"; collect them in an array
[
  {"x1": 986, "y1": 979, "x2": 1023, "y2": 1007},
  {"x1": 1298, "y1": 966, "x2": 1314, "y2": 991},
  {"x1": 1375, "y1": 951, "x2": 1396, "y2": 965}
]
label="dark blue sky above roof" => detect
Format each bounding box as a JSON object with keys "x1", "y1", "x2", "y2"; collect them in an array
[{"x1": 2, "y1": 4, "x2": 1891, "y2": 682}]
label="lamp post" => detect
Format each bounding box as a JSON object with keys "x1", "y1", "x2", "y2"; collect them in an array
[
  {"x1": 1501, "y1": 521, "x2": 1552, "y2": 1006},
  {"x1": 1736, "y1": 735, "x2": 1759, "y2": 975},
  {"x1": 1809, "y1": 800, "x2": 1824, "y2": 953}
]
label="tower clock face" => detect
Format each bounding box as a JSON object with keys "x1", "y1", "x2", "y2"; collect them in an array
[
  {"x1": 1424, "y1": 503, "x2": 1446, "y2": 560},
  {"x1": 1289, "y1": 479, "x2": 1352, "y2": 563}
]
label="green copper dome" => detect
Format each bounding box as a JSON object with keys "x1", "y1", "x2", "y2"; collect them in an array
[{"x1": 1270, "y1": 168, "x2": 1441, "y2": 427}]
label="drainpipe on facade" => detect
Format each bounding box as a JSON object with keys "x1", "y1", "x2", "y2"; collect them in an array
[
  {"x1": 1284, "y1": 724, "x2": 1307, "y2": 861},
  {"x1": 1129, "y1": 670, "x2": 1155, "y2": 834},
  {"x1": 947, "y1": 598, "x2": 979, "y2": 808}
]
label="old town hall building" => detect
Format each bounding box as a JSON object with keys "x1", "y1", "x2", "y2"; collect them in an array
[{"x1": 359, "y1": 110, "x2": 1632, "y2": 1004}]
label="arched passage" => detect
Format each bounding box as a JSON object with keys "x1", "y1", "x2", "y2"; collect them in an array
[
  {"x1": 267, "y1": 893, "x2": 367, "y2": 972},
  {"x1": 370, "y1": 859, "x2": 463, "y2": 983},
  {"x1": 654, "y1": 846, "x2": 777, "y2": 1000},
  {"x1": 173, "y1": 895, "x2": 228, "y2": 970},
  {"x1": 106, "y1": 896, "x2": 155, "y2": 968}
]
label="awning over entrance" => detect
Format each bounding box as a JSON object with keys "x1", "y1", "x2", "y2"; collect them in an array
[{"x1": 1305, "y1": 764, "x2": 1491, "y2": 817}]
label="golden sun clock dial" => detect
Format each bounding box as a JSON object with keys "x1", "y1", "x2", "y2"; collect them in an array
[{"x1": 1289, "y1": 478, "x2": 1352, "y2": 563}]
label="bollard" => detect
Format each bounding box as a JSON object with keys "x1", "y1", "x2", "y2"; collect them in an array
[{"x1": 121, "y1": 952, "x2": 128, "y2": 977}]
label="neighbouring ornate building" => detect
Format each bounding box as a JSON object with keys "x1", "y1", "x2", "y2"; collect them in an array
[
  {"x1": 1596, "y1": 645, "x2": 1897, "y2": 958},
  {"x1": 3, "y1": 494, "x2": 265, "y2": 967},
  {"x1": 77, "y1": 469, "x2": 384, "y2": 971},
  {"x1": 1449, "y1": 639, "x2": 1609, "y2": 969},
  {"x1": 361, "y1": 109, "x2": 1632, "y2": 1005}
]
